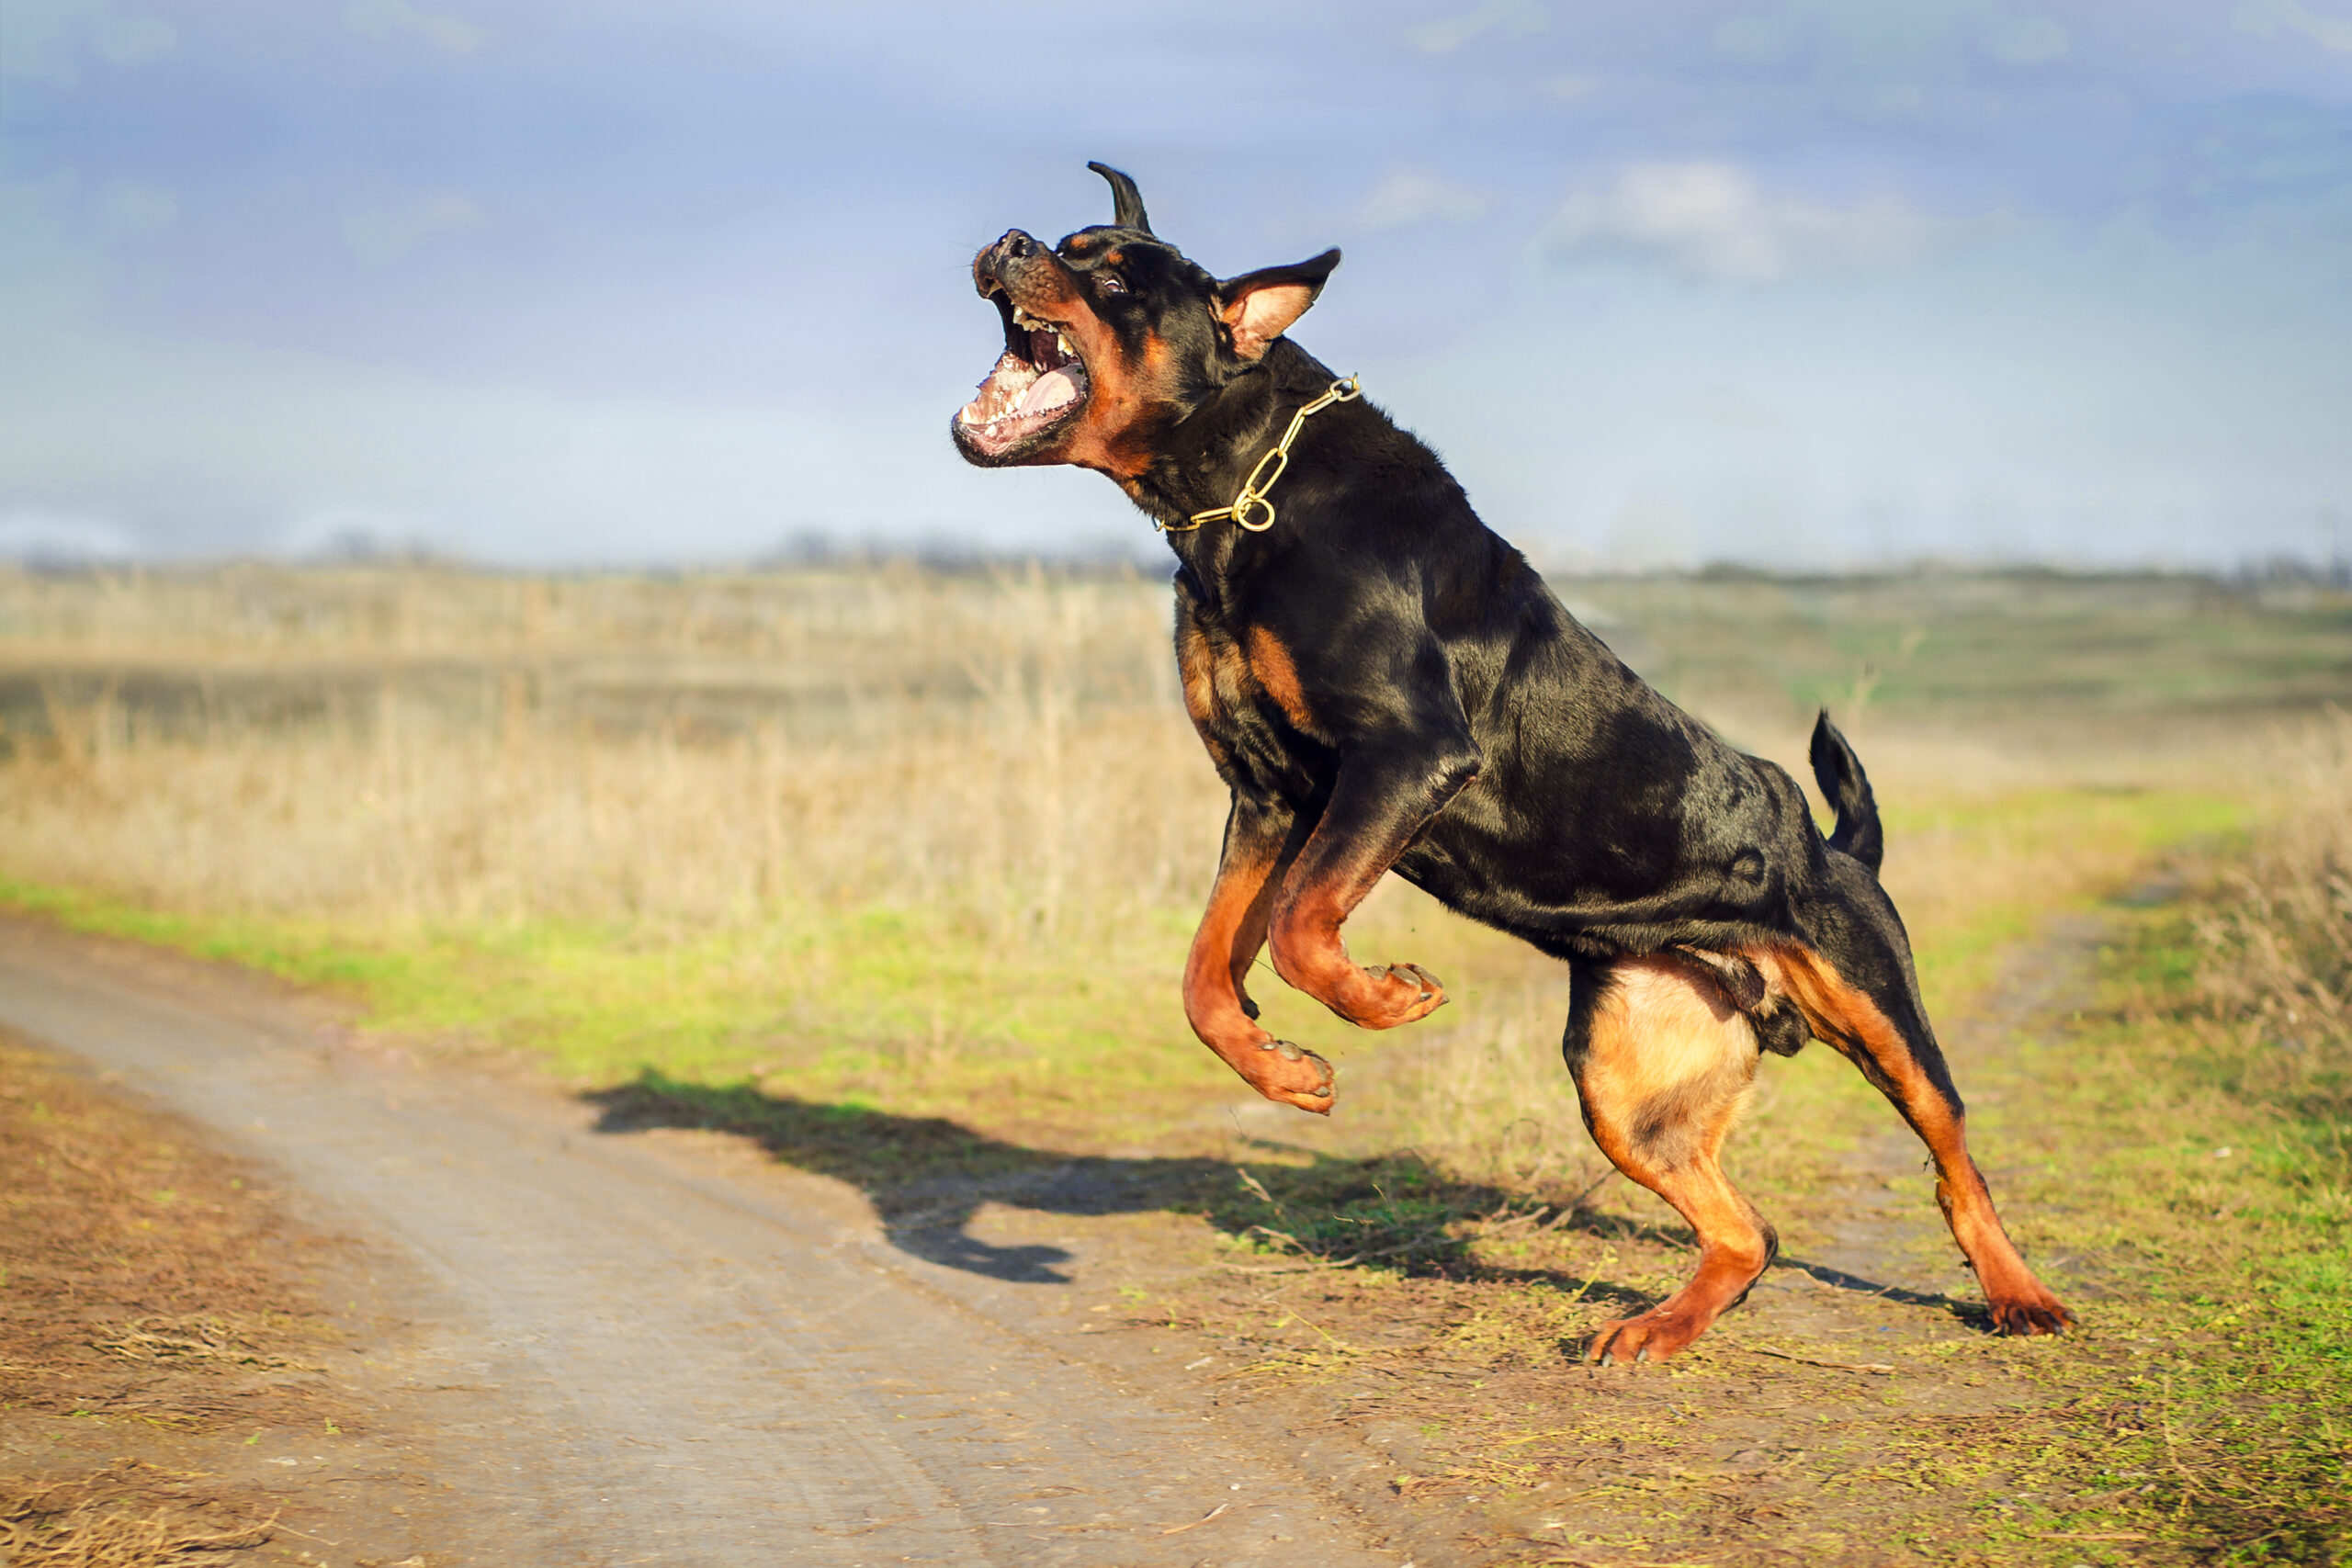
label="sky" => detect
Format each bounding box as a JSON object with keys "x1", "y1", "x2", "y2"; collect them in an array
[{"x1": 4, "y1": 0, "x2": 2350, "y2": 570}]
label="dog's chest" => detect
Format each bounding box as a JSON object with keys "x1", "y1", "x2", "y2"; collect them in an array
[{"x1": 1175, "y1": 615, "x2": 1322, "y2": 778}]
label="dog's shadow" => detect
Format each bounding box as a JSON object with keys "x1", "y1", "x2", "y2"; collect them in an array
[{"x1": 582, "y1": 1070, "x2": 1973, "y2": 1325}]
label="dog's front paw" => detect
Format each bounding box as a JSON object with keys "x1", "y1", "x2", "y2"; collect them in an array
[
  {"x1": 1347, "y1": 963, "x2": 1447, "y2": 1029},
  {"x1": 1250, "y1": 1038, "x2": 1335, "y2": 1113}
]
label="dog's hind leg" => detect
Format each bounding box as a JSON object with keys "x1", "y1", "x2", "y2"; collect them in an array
[
  {"x1": 1566, "y1": 955, "x2": 1777, "y2": 1365},
  {"x1": 1759, "y1": 941, "x2": 2074, "y2": 1337}
]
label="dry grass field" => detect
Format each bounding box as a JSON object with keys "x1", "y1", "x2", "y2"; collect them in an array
[{"x1": 1, "y1": 560, "x2": 2346, "y2": 1563}]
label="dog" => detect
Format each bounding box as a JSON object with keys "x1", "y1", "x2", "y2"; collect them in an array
[{"x1": 951, "y1": 164, "x2": 2072, "y2": 1362}]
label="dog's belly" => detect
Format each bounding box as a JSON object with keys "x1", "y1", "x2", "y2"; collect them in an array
[{"x1": 1390, "y1": 749, "x2": 1816, "y2": 957}]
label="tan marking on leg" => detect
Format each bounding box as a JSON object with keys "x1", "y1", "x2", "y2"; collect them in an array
[
  {"x1": 1183, "y1": 832, "x2": 1332, "y2": 1114},
  {"x1": 1576, "y1": 957, "x2": 1774, "y2": 1364},
  {"x1": 1267, "y1": 882, "x2": 1447, "y2": 1032},
  {"x1": 1244, "y1": 626, "x2": 1314, "y2": 729},
  {"x1": 1751, "y1": 944, "x2": 2074, "y2": 1335}
]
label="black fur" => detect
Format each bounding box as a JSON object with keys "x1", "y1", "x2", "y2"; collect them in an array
[
  {"x1": 959, "y1": 164, "x2": 1952, "y2": 1097},
  {"x1": 1156, "y1": 343, "x2": 1909, "y2": 983},
  {"x1": 950, "y1": 165, "x2": 2077, "y2": 1348}
]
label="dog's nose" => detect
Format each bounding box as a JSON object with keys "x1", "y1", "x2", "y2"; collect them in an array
[{"x1": 975, "y1": 229, "x2": 1045, "y2": 295}]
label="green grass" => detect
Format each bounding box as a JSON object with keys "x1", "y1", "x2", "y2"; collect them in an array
[
  {"x1": 1133, "y1": 883, "x2": 2351, "y2": 1566},
  {"x1": 0, "y1": 778, "x2": 2256, "y2": 1215},
  {"x1": 1573, "y1": 570, "x2": 2352, "y2": 721},
  {"x1": 1881, "y1": 784, "x2": 2250, "y2": 1009},
  {"x1": 1962, "y1": 908, "x2": 2352, "y2": 1562},
  {"x1": 0, "y1": 874, "x2": 1253, "y2": 1143},
  {"x1": 0, "y1": 781, "x2": 2247, "y2": 1094}
]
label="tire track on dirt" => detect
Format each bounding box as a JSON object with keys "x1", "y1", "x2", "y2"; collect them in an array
[{"x1": 0, "y1": 919, "x2": 1403, "y2": 1567}]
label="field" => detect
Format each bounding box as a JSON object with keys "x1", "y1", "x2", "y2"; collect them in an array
[{"x1": 1, "y1": 560, "x2": 2347, "y2": 1563}]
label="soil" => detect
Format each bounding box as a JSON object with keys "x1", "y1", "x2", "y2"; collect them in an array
[
  {"x1": 0, "y1": 913, "x2": 2148, "y2": 1566},
  {"x1": 0, "y1": 918, "x2": 1407, "y2": 1567},
  {"x1": 0, "y1": 1025, "x2": 363, "y2": 1567}
]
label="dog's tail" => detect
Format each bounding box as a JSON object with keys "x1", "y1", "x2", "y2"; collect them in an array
[{"x1": 1808, "y1": 711, "x2": 1884, "y2": 874}]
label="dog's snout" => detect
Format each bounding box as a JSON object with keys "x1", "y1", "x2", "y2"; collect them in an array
[{"x1": 974, "y1": 229, "x2": 1050, "y2": 297}]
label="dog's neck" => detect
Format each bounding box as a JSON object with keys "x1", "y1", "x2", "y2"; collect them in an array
[{"x1": 1136, "y1": 341, "x2": 1357, "y2": 597}]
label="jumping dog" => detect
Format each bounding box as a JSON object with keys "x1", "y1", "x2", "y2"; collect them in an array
[{"x1": 951, "y1": 164, "x2": 2072, "y2": 1362}]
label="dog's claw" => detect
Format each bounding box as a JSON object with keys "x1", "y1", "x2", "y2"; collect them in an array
[
  {"x1": 1586, "y1": 1303, "x2": 1713, "y2": 1365},
  {"x1": 1399, "y1": 962, "x2": 1442, "y2": 998},
  {"x1": 1353, "y1": 963, "x2": 1446, "y2": 1027},
  {"x1": 1246, "y1": 1037, "x2": 1334, "y2": 1111},
  {"x1": 1988, "y1": 1295, "x2": 2075, "y2": 1337}
]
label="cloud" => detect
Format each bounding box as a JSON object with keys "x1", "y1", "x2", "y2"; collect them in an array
[
  {"x1": 92, "y1": 179, "x2": 177, "y2": 236},
  {"x1": 1405, "y1": 0, "x2": 1548, "y2": 55},
  {"x1": 1978, "y1": 14, "x2": 2068, "y2": 65},
  {"x1": 342, "y1": 0, "x2": 488, "y2": 56},
  {"x1": 1539, "y1": 163, "x2": 1944, "y2": 281},
  {"x1": 340, "y1": 191, "x2": 482, "y2": 266},
  {"x1": 2233, "y1": 0, "x2": 2352, "y2": 53},
  {"x1": 1360, "y1": 170, "x2": 1489, "y2": 230}
]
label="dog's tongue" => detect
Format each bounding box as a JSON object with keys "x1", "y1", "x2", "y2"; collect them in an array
[{"x1": 1016, "y1": 367, "x2": 1080, "y2": 417}]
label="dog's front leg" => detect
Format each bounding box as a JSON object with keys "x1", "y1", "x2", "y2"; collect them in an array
[
  {"x1": 1183, "y1": 794, "x2": 1336, "y2": 1111},
  {"x1": 1269, "y1": 742, "x2": 1481, "y2": 1030}
]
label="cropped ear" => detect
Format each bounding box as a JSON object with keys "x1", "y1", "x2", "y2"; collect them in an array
[
  {"x1": 1215, "y1": 248, "x2": 1341, "y2": 361},
  {"x1": 1086, "y1": 161, "x2": 1151, "y2": 233}
]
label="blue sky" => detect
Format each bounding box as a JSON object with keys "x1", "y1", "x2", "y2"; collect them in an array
[{"x1": 4, "y1": 0, "x2": 2350, "y2": 568}]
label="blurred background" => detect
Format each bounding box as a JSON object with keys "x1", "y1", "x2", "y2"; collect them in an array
[{"x1": 5, "y1": 0, "x2": 2352, "y2": 570}]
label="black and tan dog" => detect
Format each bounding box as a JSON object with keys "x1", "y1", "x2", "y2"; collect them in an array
[{"x1": 951, "y1": 164, "x2": 2073, "y2": 1362}]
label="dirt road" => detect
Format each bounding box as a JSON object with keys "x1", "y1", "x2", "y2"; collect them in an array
[{"x1": 0, "y1": 919, "x2": 1408, "y2": 1567}]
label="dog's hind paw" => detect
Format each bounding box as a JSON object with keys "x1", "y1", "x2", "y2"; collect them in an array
[
  {"x1": 1586, "y1": 1306, "x2": 1708, "y2": 1366},
  {"x1": 1988, "y1": 1291, "x2": 2075, "y2": 1337}
]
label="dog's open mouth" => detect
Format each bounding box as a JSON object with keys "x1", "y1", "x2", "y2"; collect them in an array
[{"x1": 954, "y1": 291, "x2": 1090, "y2": 459}]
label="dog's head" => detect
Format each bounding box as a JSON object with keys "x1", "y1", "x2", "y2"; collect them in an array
[{"x1": 950, "y1": 163, "x2": 1340, "y2": 479}]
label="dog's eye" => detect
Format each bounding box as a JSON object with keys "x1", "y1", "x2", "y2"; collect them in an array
[{"x1": 1097, "y1": 273, "x2": 1126, "y2": 294}]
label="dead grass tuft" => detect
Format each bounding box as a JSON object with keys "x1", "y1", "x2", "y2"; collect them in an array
[
  {"x1": 0, "y1": 1463, "x2": 274, "y2": 1568},
  {"x1": 88, "y1": 1318, "x2": 304, "y2": 1372}
]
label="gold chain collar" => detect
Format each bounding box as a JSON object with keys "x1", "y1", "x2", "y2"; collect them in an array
[{"x1": 1157, "y1": 375, "x2": 1362, "y2": 534}]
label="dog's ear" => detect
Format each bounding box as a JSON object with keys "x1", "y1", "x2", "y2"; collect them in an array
[
  {"x1": 1087, "y1": 162, "x2": 1151, "y2": 233},
  {"x1": 1215, "y1": 249, "x2": 1341, "y2": 361}
]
